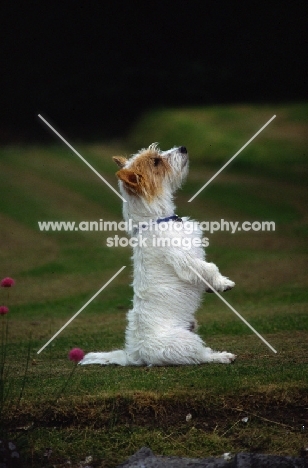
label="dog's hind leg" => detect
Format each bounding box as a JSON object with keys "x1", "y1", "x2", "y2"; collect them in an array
[
  {"x1": 201, "y1": 348, "x2": 236, "y2": 364},
  {"x1": 79, "y1": 350, "x2": 129, "y2": 366},
  {"x1": 140, "y1": 331, "x2": 236, "y2": 366}
]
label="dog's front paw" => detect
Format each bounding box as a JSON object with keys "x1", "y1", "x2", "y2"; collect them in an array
[
  {"x1": 222, "y1": 278, "x2": 235, "y2": 292},
  {"x1": 206, "y1": 278, "x2": 235, "y2": 293}
]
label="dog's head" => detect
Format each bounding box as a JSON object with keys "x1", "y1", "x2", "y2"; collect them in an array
[{"x1": 113, "y1": 144, "x2": 189, "y2": 202}]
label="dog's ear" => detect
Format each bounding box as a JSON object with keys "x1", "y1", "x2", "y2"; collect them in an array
[
  {"x1": 116, "y1": 168, "x2": 141, "y2": 190},
  {"x1": 113, "y1": 156, "x2": 127, "y2": 168}
]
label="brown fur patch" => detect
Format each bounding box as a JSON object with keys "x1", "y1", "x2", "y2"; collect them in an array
[{"x1": 115, "y1": 148, "x2": 171, "y2": 201}]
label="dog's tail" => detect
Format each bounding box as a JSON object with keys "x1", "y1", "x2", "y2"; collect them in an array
[{"x1": 79, "y1": 350, "x2": 129, "y2": 366}]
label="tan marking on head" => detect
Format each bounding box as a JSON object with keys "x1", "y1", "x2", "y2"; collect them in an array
[
  {"x1": 113, "y1": 156, "x2": 128, "y2": 168},
  {"x1": 116, "y1": 148, "x2": 172, "y2": 200}
]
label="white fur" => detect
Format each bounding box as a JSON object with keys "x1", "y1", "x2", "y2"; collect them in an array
[{"x1": 80, "y1": 145, "x2": 236, "y2": 366}]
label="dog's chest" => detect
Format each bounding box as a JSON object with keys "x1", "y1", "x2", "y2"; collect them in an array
[{"x1": 132, "y1": 219, "x2": 205, "y2": 273}]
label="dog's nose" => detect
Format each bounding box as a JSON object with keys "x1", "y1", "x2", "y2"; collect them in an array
[{"x1": 179, "y1": 146, "x2": 187, "y2": 154}]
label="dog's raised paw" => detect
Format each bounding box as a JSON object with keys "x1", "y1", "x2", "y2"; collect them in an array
[
  {"x1": 206, "y1": 279, "x2": 235, "y2": 293},
  {"x1": 222, "y1": 279, "x2": 235, "y2": 292}
]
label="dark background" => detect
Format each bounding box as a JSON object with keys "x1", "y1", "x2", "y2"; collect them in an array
[{"x1": 1, "y1": 1, "x2": 307, "y2": 142}]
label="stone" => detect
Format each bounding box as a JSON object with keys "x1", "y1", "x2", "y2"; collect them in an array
[
  {"x1": 235, "y1": 452, "x2": 308, "y2": 467},
  {"x1": 117, "y1": 448, "x2": 308, "y2": 468}
]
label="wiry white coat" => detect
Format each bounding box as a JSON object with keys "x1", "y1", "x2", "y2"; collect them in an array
[{"x1": 80, "y1": 145, "x2": 236, "y2": 366}]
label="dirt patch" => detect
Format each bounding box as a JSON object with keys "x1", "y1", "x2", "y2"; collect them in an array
[{"x1": 4, "y1": 386, "x2": 308, "y2": 433}]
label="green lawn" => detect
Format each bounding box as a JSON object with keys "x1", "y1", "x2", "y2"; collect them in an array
[{"x1": 0, "y1": 103, "x2": 307, "y2": 467}]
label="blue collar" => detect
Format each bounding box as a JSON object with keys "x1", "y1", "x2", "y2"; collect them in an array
[
  {"x1": 132, "y1": 214, "x2": 183, "y2": 235},
  {"x1": 156, "y1": 214, "x2": 182, "y2": 224}
]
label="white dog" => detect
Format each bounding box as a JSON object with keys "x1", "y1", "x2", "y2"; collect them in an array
[{"x1": 80, "y1": 144, "x2": 236, "y2": 366}]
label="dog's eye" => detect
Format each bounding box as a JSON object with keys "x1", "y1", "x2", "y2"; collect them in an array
[{"x1": 153, "y1": 158, "x2": 161, "y2": 166}]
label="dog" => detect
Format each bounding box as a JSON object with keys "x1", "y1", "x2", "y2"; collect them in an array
[{"x1": 80, "y1": 144, "x2": 236, "y2": 366}]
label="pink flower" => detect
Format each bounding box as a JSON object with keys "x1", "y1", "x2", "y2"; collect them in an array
[
  {"x1": 0, "y1": 306, "x2": 9, "y2": 315},
  {"x1": 1, "y1": 277, "x2": 15, "y2": 288},
  {"x1": 68, "y1": 348, "x2": 85, "y2": 363}
]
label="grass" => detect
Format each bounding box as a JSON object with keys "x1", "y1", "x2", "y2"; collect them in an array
[{"x1": 0, "y1": 103, "x2": 307, "y2": 466}]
